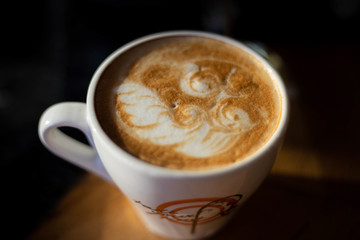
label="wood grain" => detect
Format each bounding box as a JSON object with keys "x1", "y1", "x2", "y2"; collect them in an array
[{"x1": 27, "y1": 143, "x2": 360, "y2": 240}]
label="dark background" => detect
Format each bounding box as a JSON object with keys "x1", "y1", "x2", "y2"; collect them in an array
[{"x1": 1, "y1": 0, "x2": 359, "y2": 239}]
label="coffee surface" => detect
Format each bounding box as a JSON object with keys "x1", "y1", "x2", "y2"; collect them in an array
[{"x1": 95, "y1": 37, "x2": 281, "y2": 170}]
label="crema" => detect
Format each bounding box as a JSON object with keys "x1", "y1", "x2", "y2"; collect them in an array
[{"x1": 95, "y1": 37, "x2": 281, "y2": 170}]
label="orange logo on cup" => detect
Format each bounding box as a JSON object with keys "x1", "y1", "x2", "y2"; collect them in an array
[{"x1": 135, "y1": 194, "x2": 242, "y2": 234}]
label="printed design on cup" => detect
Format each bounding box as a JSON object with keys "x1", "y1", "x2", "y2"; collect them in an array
[{"x1": 135, "y1": 194, "x2": 242, "y2": 234}]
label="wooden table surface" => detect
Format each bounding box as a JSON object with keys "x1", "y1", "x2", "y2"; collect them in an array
[{"x1": 27, "y1": 143, "x2": 360, "y2": 240}]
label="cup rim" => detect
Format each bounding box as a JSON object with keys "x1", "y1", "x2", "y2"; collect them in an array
[{"x1": 87, "y1": 30, "x2": 289, "y2": 178}]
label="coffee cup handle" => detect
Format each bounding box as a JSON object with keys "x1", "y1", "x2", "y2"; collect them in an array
[{"x1": 38, "y1": 102, "x2": 113, "y2": 183}]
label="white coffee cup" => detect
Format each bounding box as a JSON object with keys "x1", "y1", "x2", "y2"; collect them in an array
[{"x1": 38, "y1": 31, "x2": 289, "y2": 240}]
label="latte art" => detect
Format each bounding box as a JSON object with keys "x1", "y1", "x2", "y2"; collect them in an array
[
  {"x1": 96, "y1": 37, "x2": 281, "y2": 170},
  {"x1": 180, "y1": 63, "x2": 222, "y2": 97},
  {"x1": 116, "y1": 58, "x2": 265, "y2": 158},
  {"x1": 116, "y1": 81, "x2": 256, "y2": 158}
]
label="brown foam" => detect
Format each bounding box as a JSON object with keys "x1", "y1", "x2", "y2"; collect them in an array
[{"x1": 95, "y1": 36, "x2": 281, "y2": 170}]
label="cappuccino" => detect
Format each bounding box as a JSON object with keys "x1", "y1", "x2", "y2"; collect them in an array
[{"x1": 95, "y1": 36, "x2": 281, "y2": 170}]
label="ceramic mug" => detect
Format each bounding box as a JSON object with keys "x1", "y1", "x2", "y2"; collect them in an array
[{"x1": 38, "y1": 31, "x2": 289, "y2": 239}]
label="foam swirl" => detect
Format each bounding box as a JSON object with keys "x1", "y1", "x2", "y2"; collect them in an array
[
  {"x1": 116, "y1": 73, "x2": 262, "y2": 158},
  {"x1": 116, "y1": 81, "x2": 250, "y2": 157},
  {"x1": 212, "y1": 97, "x2": 255, "y2": 131},
  {"x1": 180, "y1": 63, "x2": 221, "y2": 97},
  {"x1": 107, "y1": 38, "x2": 279, "y2": 169}
]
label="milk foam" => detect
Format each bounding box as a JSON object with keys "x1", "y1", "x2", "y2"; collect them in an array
[
  {"x1": 180, "y1": 63, "x2": 220, "y2": 98},
  {"x1": 102, "y1": 37, "x2": 280, "y2": 169},
  {"x1": 116, "y1": 69, "x2": 259, "y2": 158}
]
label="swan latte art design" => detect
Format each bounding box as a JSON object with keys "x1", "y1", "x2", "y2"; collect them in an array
[{"x1": 95, "y1": 37, "x2": 281, "y2": 170}]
